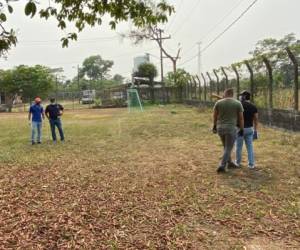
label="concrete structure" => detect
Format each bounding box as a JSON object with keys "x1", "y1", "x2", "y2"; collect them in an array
[{"x1": 133, "y1": 54, "x2": 150, "y2": 73}]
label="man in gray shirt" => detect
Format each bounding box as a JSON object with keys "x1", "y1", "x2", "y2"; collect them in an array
[{"x1": 212, "y1": 88, "x2": 244, "y2": 173}]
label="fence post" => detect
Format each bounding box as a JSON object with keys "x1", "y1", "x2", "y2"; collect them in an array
[
  {"x1": 262, "y1": 56, "x2": 273, "y2": 109},
  {"x1": 286, "y1": 47, "x2": 299, "y2": 111},
  {"x1": 206, "y1": 72, "x2": 213, "y2": 101},
  {"x1": 213, "y1": 69, "x2": 220, "y2": 95},
  {"x1": 192, "y1": 76, "x2": 197, "y2": 100},
  {"x1": 221, "y1": 67, "x2": 229, "y2": 89},
  {"x1": 196, "y1": 75, "x2": 202, "y2": 101},
  {"x1": 232, "y1": 64, "x2": 240, "y2": 98},
  {"x1": 187, "y1": 80, "x2": 191, "y2": 100},
  {"x1": 201, "y1": 73, "x2": 207, "y2": 102},
  {"x1": 244, "y1": 60, "x2": 255, "y2": 101}
]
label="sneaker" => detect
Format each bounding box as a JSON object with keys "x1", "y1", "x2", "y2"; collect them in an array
[
  {"x1": 37, "y1": 142, "x2": 41, "y2": 144},
  {"x1": 228, "y1": 162, "x2": 241, "y2": 169},
  {"x1": 217, "y1": 166, "x2": 226, "y2": 173},
  {"x1": 31, "y1": 141, "x2": 36, "y2": 145},
  {"x1": 248, "y1": 165, "x2": 256, "y2": 170}
]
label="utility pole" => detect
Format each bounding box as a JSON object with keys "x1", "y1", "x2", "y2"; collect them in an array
[
  {"x1": 197, "y1": 42, "x2": 202, "y2": 79},
  {"x1": 151, "y1": 28, "x2": 171, "y2": 83},
  {"x1": 77, "y1": 65, "x2": 80, "y2": 104},
  {"x1": 151, "y1": 28, "x2": 171, "y2": 103}
]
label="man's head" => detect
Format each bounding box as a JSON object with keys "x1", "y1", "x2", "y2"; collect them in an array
[
  {"x1": 34, "y1": 97, "x2": 41, "y2": 104},
  {"x1": 223, "y1": 88, "x2": 234, "y2": 98},
  {"x1": 50, "y1": 98, "x2": 56, "y2": 103},
  {"x1": 239, "y1": 90, "x2": 251, "y2": 101}
]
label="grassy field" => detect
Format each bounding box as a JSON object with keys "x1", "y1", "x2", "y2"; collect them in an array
[{"x1": 0, "y1": 105, "x2": 299, "y2": 249}]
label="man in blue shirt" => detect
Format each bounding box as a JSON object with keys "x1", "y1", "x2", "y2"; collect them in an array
[
  {"x1": 28, "y1": 97, "x2": 45, "y2": 145},
  {"x1": 45, "y1": 98, "x2": 65, "y2": 143}
]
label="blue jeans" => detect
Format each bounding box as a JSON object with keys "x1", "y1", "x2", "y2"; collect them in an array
[
  {"x1": 236, "y1": 127, "x2": 255, "y2": 167},
  {"x1": 31, "y1": 121, "x2": 42, "y2": 143},
  {"x1": 49, "y1": 118, "x2": 65, "y2": 141}
]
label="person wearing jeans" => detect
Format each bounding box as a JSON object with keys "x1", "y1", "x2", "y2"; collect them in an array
[
  {"x1": 235, "y1": 91, "x2": 258, "y2": 169},
  {"x1": 236, "y1": 127, "x2": 255, "y2": 167},
  {"x1": 213, "y1": 88, "x2": 244, "y2": 173},
  {"x1": 45, "y1": 98, "x2": 65, "y2": 142},
  {"x1": 28, "y1": 97, "x2": 45, "y2": 145}
]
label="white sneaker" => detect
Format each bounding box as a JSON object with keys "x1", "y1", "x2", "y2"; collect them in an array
[{"x1": 248, "y1": 165, "x2": 256, "y2": 170}]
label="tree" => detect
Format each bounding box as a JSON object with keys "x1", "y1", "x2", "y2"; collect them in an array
[
  {"x1": 80, "y1": 55, "x2": 113, "y2": 81},
  {"x1": 249, "y1": 33, "x2": 300, "y2": 87},
  {"x1": 165, "y1": 68, "x2": 191, "y2": 87},
  {"x1": 165, "y1": 68, "x2": 191, "y2": 100},
  {"x1": 0, "y1": 0, "x2": 174, "y2": 56},
  {"x1": 135, "y1": 62, "x2": 157, "y2": 85},
  {"x1": 0, "y1": 65, "x2": 55, "y2": 110},
  {"x1": 135, "y1": 62, "x2": 157, "y2": 102},
  {"x1": 112, "y1": 74, "x2": 125, "y2": 85}
]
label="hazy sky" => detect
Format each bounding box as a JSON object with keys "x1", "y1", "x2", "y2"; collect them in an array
[{"x1": 1, "y1": 0, "x2": 300, "y2": 81}]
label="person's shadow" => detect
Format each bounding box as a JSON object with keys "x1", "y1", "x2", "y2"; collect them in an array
[{"x1": 221, "y1": 167, "x2": 274, "y2": 191}]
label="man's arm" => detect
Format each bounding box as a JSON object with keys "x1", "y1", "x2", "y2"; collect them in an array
[
  {"x1": 42, "y1": 108, "x2": 45, "y2": 120},
  {"x1": 28, "y1": 112, "x2": 31, "y2": 122},
  {"x1": 59, "y1": 104, "x2": 64, "y2": 116},
  {"x1": 238, "y1": 112, "x2": 244, "y2": 130},
  {"x1": 45, "y1": 107, "x2": 50, "y2": 119},
  {"x1": 253, "y1": 113, "x2": 258, "y2": 131},
  {"x1": 212, "y1": 106, "x2": 218, "y2": 133},
  {"x1": 213, "y1": 109, "x2": 218, "y2": 127}
]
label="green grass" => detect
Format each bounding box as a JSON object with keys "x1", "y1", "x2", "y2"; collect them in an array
[{"x1": 0, "y1": 105, "x2": 299, "y2": 249}]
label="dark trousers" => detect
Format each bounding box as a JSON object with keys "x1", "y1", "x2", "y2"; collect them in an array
[
  {"x1": 49, "y1": 118, "x2": 64, "y2": 141},
  {"x1": 218, "y1": 129, "x2": 236, "y2": 168}
]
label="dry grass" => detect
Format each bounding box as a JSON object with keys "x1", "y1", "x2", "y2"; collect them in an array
[{"x1": 0, "y1": 105, "x2": 299, "y2": 249}]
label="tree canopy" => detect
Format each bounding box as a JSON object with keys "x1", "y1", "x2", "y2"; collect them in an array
[
  {"x1": 135, "y1": 62, "x2": 157, "y2": 84},
  {"x1": 0, "y1": 65, "x2": 55, "y2": 105},
  {"x1": 165, "y1": 68, "x2": 191, "y2": 87},
  {"x1": 112, "y1": 74, "x2": 125, "y2": 84},
  {"x1": 0, "y1": 0, "x2": 174, "y2": 56},
  {"x1": 80, "y1": 55, "x2": 113, "y2": 81}
]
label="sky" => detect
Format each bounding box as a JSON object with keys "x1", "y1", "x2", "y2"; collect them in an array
[{"x1": 1, "y1": 0, "x2": 300, "y2": 81}]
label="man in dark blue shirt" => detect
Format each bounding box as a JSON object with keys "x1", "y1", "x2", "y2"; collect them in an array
[
  {"x1": 28, "y1": 97, "x2": 45, "y2": 145},
  {"x1": 236, "y1": 91, "x2": 259, "y2": 169},
  {"x1": 45, "y1": 98, "x2": 65, "y2": 143}
]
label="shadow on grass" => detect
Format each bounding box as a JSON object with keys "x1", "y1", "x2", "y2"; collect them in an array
[{"x1": 220, "y1": 168, "x2": 275, "y2": 191}]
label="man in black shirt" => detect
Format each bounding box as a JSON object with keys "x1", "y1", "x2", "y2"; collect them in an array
[
  {"x1": 45, "y1": 98, "x2": 65, "y2": 142},
  {"x1": 235, "y1": 91, "x2": 258, "y2": 169}
]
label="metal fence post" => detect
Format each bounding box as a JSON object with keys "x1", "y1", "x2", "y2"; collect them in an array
[
  {"x1": 221, "y1": 67, "x2": 229, "y2": 90},
  {"x1": 213, "y1": 69, "x2": 220, "y2": 95},
  {"x1": 262, "y1": 56, "x2": 273, "y2": 109},
  {"x1": 286, "y1": 47, "x2": 299, "y2": 111},
  {"x1": 232, "y1": 64, "x2": 240, "y2": 98},
  {"x1": 206, "y1": 72, "x2": 213, "y2": 101},
  {"x1": 196, "y1": 75, "x2": 202, "y2": 101},
  {"x1": 201, "y1": 73, "x2": 207, "y2": 102},
  {"x1": 245, "y1": 60, "x2": 255, "y2": 102}
]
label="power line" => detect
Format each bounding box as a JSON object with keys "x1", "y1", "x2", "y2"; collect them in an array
[
  {"x1": 180, "y1": 0, "x2": 246, "y2": 59},
  {"x1": 172, "y1": 0, "x2": 201, "y2": 36},
  {"x1": 179, "y1": 0, "x2": 258, "y2": 66},
  {"x1": 165, "y1": 0, "x2": 184, "y2": 32},
  {"x1": 201, "y1": 0, "x2": 258, "y2": 53},
  {"x1": 200, "y1": 0, "x2": 247, "y2": 42},
  {"x1": 19, "y1": 36, "x2": 119, "y2": 44},
  {"x1": 46, "y1": 47, "x2": 158, "y2": 67}
]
